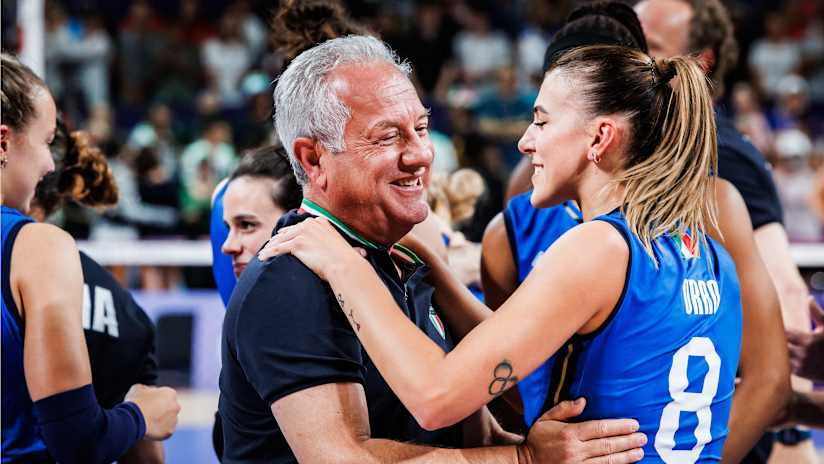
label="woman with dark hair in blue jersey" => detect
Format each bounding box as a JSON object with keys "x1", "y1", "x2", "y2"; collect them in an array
[
  {"x1": 1, "y1": 52, "x2": 179, "y2": 463},
  {"x1": 263, "y1": 40, "x2": 743, "y2": 463}
]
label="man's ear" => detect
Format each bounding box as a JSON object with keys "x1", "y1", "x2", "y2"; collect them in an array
[
  {"x1": 696, "y1": 48, "x2": 716, "y2": 76},
  {"x1": 292, "y1": 137, "x2": 327, "y2": 189},
  {"x1": 588, "y1": 117, "x2": 620, "y2": 164}
]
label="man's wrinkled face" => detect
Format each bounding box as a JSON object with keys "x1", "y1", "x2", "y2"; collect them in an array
[
  {"x1": 635, "y1": 0, "x2": 693, "y2": 59},
  {"x1": 322, "y1": 62, "x2": 434, "y2": 241}
]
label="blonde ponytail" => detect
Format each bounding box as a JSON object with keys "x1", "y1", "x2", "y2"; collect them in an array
[
  {"x1": 616, "y1": 57, "x2": 719, "y2": 262},
  {"x1": 550, "y1": 46, "x2": 719, "y2": 263}
]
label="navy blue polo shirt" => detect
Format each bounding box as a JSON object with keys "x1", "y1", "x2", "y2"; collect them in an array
[
  {"x1": 218, "y1": 199, "x2": 462, "y2": 464},
  {"x1": 716, "y1": 113, "x2": 784, "y2": 230}
]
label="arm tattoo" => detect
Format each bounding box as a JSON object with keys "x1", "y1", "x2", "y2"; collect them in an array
[
  {"x1": 336, "y1": 292, "x2": 361, "y2": 332},
  {"x1": 488, "y1": 360, "x2": 518, "y2": 396}
]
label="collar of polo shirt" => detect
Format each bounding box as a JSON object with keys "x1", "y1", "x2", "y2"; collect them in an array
[{"x1": 299, "y1": 199, "x2": 423, "y2": 265}]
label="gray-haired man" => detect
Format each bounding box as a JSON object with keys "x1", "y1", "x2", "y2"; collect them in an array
[{"x1": 218, "y1": 35, "x2": 645, "y2": 463}]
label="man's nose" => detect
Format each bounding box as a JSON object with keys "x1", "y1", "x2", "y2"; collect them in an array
[{"x1": 402, "y1": 131, "x2": 434, "y2": 170}]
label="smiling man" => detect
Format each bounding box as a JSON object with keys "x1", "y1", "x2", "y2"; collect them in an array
[{"x1": 217, "y1": 35, "x2": 646, "y2": 463}]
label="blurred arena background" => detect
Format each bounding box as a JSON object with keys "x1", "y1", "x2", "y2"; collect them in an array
[{"x1": 3, "y1": 0, "x2": 824, "y2": 461}]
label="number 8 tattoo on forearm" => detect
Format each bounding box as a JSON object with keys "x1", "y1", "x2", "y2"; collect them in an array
[
  {"x1": 337, "y1": 292, "x2": 361, "y2": 332},
  {"x1": 488, "y1": 360, "x2": 518, "y2": 396}
]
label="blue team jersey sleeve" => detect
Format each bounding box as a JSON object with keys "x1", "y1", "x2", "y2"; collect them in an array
[{"x1": 230, "y1": 254, "x2": 366, "y2": 406}]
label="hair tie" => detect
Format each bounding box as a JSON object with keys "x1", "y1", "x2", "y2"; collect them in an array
[{"x1": 649, "y1": 57, "x2": 678, "y2": 88}]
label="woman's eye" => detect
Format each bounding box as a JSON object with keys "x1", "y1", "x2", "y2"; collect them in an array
[
  {"x1": 239, "y1": 221, "x2": 257, "y2": 231},
  {"x1": 532, "y1": 121, "x2": 547, "y2": 128}
]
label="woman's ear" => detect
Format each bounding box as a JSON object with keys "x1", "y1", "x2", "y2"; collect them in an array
[
  {"x1": 587, "y1": 117, "x2": 620, "y2": 164},
  {"x1": 292, "y1": 137, "x2": 327, "y2": 189}
]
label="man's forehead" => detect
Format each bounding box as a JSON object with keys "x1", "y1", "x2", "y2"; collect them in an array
[
  {"x1": 636, "y1": 0, "x2": 693, "y2": 31},
  {"x1": 329, "y1": 62, "x2": 424, "y2": 114}
]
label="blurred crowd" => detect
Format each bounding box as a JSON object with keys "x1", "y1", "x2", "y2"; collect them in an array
[{"x1": 2, "y1": 0, "x2": 823, "y2": 270}]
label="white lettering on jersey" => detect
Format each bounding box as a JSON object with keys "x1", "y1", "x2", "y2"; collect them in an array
[
  {"x1": 82, "y1": 284, "x2": 120, "y2": 337},
  {"x1": 682, "y1": 279, "x2": 721, "y2": 315}
]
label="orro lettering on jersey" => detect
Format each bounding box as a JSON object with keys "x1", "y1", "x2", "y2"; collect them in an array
[
  {"x1": 682, "y1": 279, "x2": 720, "y2": 315},
  {"x1": 82, "y1": 284, "x2": 120, "y2": 337}
]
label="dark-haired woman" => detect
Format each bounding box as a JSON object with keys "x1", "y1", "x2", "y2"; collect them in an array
[
  {"x1": 220, "y1": 145, "x2": 302, "y2": 281},
  {"x1": 263, "y1": 44, "x2": 742, "y2": 462},
  {"x1": 1, "y1": 53, "x2": 179, "y2": 463}
]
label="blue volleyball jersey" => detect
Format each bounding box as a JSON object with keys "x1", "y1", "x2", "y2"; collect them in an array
[
  {"x1": 210, "y1": 180, "x2": 236, "y2": 307},
  {"x1": 558, "y1": 210, "x2": 742, "y2": 463},
  {"x1": 502, "y1": 192, "x2": 581, "y2": 426},
  {"x1": 1, "y1": 206, "x2": 50, "y2": 462}
]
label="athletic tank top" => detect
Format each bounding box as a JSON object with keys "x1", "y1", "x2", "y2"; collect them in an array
[
  {"x1": 210, "y1": 180, "x2": 236, "y2": 306},
  {"x1": 1, "y1": 206, "x2": 50, "y2": 462},
  {"x1": 557, "y1": 210, "x2": 742, "y2": 463},
  {"x1": 503, "y1": 192, "x2": 581, "y2": 426}
]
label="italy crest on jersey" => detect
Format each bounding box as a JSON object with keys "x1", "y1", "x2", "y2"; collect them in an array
[
  {"x1": 429, "y1": 306, "x2": 446, "y2": 339},
  {"x1": 672, "y1": 231, "x2": 699, "y2": 259}
]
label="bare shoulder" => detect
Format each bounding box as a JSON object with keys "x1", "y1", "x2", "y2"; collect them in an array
[
  {"x1": 715, "y1": 179, "x2": 749, "y2": 220},
  {"x1": 551, "y1": 219, "x2": 628, "y2": 258},
  {"x1": 482, "y1": 212, "x2": 506, "y2": 244},
  {"x1": 530, "y1": 220, "x2": 628, "y2": 286},
  {"x1": 14, "y1": 222, "x2": 79, "y2": 260}
]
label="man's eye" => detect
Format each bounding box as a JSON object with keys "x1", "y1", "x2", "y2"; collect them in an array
[
  {"x1": 532, "y1": 121, "x2": 547, "y2": 127},
  {"x1": 377, "y1": 133, "x2": 399, "y2": 144},
  {"x1": 239, "y1": 221, "x2": 257, "y2": 231},
  {"x1": 416, "y1": 126, "x2": 428, "y2": 134}
]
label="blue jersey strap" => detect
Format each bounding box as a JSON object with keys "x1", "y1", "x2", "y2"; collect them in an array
[{"x1": 33, "y1": 384, "x2": 145, "y2": 464}]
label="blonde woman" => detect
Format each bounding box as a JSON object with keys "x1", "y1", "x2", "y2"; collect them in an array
[{"x1": 264, "y1": 45, "x2": 741, "y2": 463}]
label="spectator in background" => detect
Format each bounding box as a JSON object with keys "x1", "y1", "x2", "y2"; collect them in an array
[
  {"x1": 474, "y1": 66, "x2": 536, "y2": 168},
  {"x1": 732, "y1": 82, "x2": 775, "y2": 157},
  {"x1": 800, "y1": 13, "x2": 824, "y2": 108},
  {"x1": 233, "y1": 0, "x2": 268, "y2": 62},
  {"x1": 180, "y1": 119, "x2": 237, "y2": 237},
  {"x1": 392, "y1": 1, "x2": 457, "y2": 97},
  {"x1": 44, "y1": 4, "x2": 112, "y2": 121},
  {"x1": 774, "y1": 128, "x2": 822, "y2": 241},
  {"x1": 118, "y1": 0, "x2": 168, "y2": 106},
  {"x1": 453, "y1": 2, "x2": 511, "y2": 85},
  {"x1": 516, "y1": 0, "x2": 570, "y2": 86},
  {"x1": 91, "y1": 147, "x2": 178, "y2": 243},
  {"x1": 749, "y1": 13, "x2": 803, "y2": 100},
  {"x1": 201, "y1": 10, "x2": 253, "y2": 109},
  {"x1": 152, "y1": 0, "x2": 210, "y2": 111},
  {"x1": 127, "y1": 103, "x2": 180, "y2": 180},
  {"x1": 770, "y1": 74, "x2": 813, "y2": 132},
  {"x1": 427, "y1": 169, "x2": 487, "y2": 298}
]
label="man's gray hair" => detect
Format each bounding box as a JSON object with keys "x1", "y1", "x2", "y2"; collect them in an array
[{"x1": 274, "y1": 35, "x2": 412, "y2": 185}]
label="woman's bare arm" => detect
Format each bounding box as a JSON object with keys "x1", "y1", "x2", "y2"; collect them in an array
[
  {"x1": 11, "y1": 223, "x2": 93, "y2": 401},
  {"x1": 709, "y1": 180, "x2": 792, "y2": 464},
  {"x1": 264, "y1": 218, "x2": 626, "y2": 430}
]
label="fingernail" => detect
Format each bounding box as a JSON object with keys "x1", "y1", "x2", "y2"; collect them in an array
[
  {"x1": 632, "y1": 448, "x2": 644, "y2": 460},
  {"x1": 630, "y1": 420, "x2": 640, "y2": 431}
]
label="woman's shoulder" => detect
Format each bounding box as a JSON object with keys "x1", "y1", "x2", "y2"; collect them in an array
[{"x1": 14, "y1": 222, "x2": 80, "y2": 264}]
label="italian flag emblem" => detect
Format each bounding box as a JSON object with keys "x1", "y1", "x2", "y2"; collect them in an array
[
  {"x1": 429, "y1": 306, "x2": 446, "y2": 339},
  {"x1": 673, "y1": 232, "x2": 699, "y2": 259}
]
